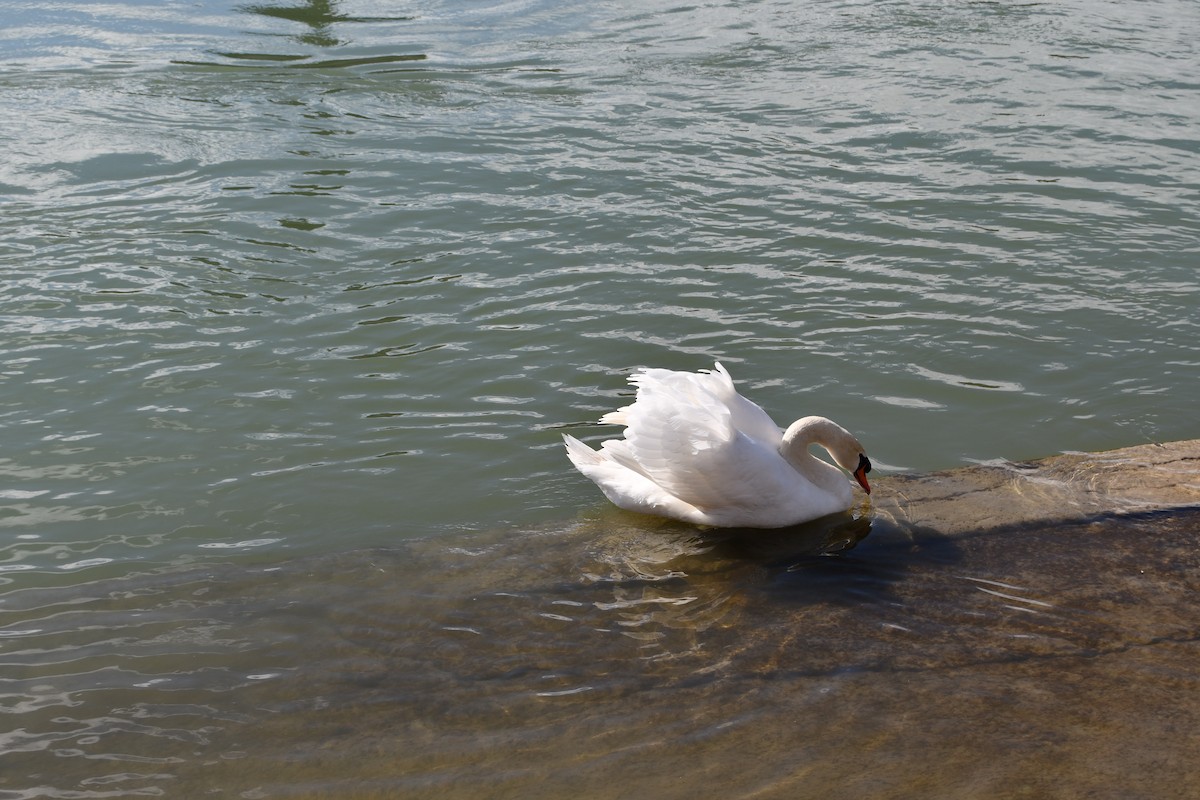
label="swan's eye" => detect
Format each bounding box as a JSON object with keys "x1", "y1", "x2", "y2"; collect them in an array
[{"x1": 857, "y1": 454, "x2": 871, "y2": 473}]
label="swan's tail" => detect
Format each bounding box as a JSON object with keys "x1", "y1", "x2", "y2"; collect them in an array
[{"x1": 562, "y1": 434, "x2": 603, "y2": 468}]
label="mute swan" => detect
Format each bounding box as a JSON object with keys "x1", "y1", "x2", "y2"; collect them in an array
[{"x1": 563, "y1": 362, "x2": 871, "y2": 529}]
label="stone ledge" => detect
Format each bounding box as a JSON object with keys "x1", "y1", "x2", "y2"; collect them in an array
[{"x1": 872, "y1": 438, "x2": 1200, "y2": 536}]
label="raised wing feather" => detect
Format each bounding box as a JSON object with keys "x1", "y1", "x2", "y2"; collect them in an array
[
  {"x1": 700, "y1": 363, "x2": 783, "y2": 447},
  {"x1": 606, "y1": 363, "x2": 780, "y2": 442}
]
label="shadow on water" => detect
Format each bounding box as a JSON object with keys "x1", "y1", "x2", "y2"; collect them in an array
[{"x1": 695, "y1": 511, "x2": 965, "y2": 608}]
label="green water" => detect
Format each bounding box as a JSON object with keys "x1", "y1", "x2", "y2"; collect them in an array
[{"x1": 1, "y1": 0, "x2": 1198, "y2": 796}]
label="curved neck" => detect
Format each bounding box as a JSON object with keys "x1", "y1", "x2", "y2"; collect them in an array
[{"x1": 780, "y1": 416, "x2": 857, "y2": 491}]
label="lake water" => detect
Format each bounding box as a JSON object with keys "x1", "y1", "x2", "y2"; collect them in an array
[{"x1": 1, "y1": 0, "x2": 1198, "y2": 797}]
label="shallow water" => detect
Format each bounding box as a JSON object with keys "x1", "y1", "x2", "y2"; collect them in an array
[
  {"x1": 4, "y1": 494, "x2": 1198, "y2": 798},
  {"x1": 1, "y1": 0, "x2": 1199, "y2": 797}
]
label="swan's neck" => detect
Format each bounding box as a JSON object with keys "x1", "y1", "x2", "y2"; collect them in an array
[{"x1": 780, "y1": 416, "x2": 858, "y2": 492}]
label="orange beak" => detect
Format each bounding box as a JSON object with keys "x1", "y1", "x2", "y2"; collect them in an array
[{"x1": 853, "y1": 453, "x2": 872, "y2": 495}]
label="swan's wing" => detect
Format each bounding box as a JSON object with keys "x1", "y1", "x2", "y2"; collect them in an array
[
  {"x1": 598, "y1": 368, "x2": 685, "y2": 427},
  {"x1": 614, "y1": 371, "x2": 799, "y2": 514}
]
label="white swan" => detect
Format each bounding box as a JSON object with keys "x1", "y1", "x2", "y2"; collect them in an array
[{"x1": 563, "y1": 362, "x2": 871, "y2": 529}]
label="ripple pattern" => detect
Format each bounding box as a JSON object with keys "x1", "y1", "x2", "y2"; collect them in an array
[{"x1": 0, "y1": 0, "x2": 1196, "y2": 561}]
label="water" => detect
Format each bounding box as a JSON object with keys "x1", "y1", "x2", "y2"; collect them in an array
[{"x1": 1, "y1": 0, "x2": 1198, "y2": 796}]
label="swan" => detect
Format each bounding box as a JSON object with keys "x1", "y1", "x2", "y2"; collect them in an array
[{"x1": 562, "y1": 362, "x2": 871, "y2": 529}]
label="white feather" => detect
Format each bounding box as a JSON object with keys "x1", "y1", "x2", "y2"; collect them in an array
[{"x1": 564, "y1": 362, "x2": 870, "y2": 529}]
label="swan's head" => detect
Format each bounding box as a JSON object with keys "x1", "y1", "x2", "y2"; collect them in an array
[
  {"x1": 783, "y1": 416, "x2": 872, "y2": 495},
  {"x1": 851, "y1": 452, "x2": 872, "y2": 495},
  {"x1": 828, "y1": 436, "x2": 871, "y2": 495}
]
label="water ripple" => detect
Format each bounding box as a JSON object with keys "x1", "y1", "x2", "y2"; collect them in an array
[{"x1": 0, "y1": 0, "x2": 1198, "y2": 790}]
